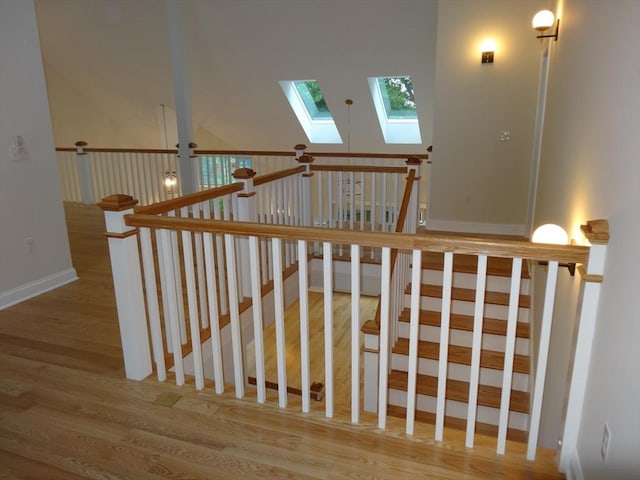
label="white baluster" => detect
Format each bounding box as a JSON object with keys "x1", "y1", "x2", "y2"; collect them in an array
[
  {"x1": 377, "y1": 247, "x2": 392, "y2": 429},
  {"x1": 466, "y1": 254, "x2": 487, "y2": 447},
  {"x1": 224, "y1": 233, "x2": 244, "y2": 398},
  {"x1": 406, "y1": 248, "x2": 423, "y2": 435},
  {"x1": 272, "y1": 238, "x2": 288, "y2": 408},
  {"x1": 180, "y1": 206, "x2": 204, "y2": 390},
  {"x1": 349, "y1": 244, "x2": 361, "y2": 424},
  {"x1": 298, "y1": 240, "x2": 311, "y2": 413},
  {"x1": 527, "y1": 261, "x2": 559, "y2": 460},
  {"x1": 249, "y1": 235, "x2": 266, "y2": 404},
  {"x1": 323, "y1": 241, "x2": 334, "y2": 418},
  {"x1": 436, "y1": 251, "x2": 454, "y2": 441},
  {"x1": 497, "y1": 257, "x2": 523, "y2": 455}
]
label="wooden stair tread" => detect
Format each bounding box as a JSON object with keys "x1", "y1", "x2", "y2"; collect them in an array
[
  {"x1": 420, "y1": 251, "x2": 531, "y2": 279},
  {"x1": 393, "y1": 338, "x2": 529, "y2": 374},
  {"x1": 388, "y1": 370, "x2": 529, "y2": 413},
  {"x1": 398, "y1": 308, "x2": 530, "y2": 338},
  {"x1": 410, "y1": 283, "x2": 531, "y2": 308},
  {"x1": 386, "y1": 405, "x2": 528, "y2": 443}
]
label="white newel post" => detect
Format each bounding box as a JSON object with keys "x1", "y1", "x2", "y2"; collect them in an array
[
  {"x1": 75, "y1": 141, "x2": 95, "y2": 204},
  {"x1": 296, "y1": 151, "x2": 314, "y2": 227},
  {"x1": 559, "y1": 220, "x2": 610, "y2": 473},
  {"x1": 233, "y1": 168, "x2": 258, "y2": 298},
  {"x1": 405, "y1": 156, "x2": 422, "y2": 234},
  {"x1": 98, "y1": 194, "x2": 152, "y2": 381}
]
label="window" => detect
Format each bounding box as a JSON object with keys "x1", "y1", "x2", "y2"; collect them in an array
[
  {"x1": 280, "y1": 80, "x2": 342, "y2": 144},
  {"x1": 200, "y1": 155, "x2": 252, "y2": 188},
  {"x1": 369, "y1": 76, "x2": 422, "y2": 144}
]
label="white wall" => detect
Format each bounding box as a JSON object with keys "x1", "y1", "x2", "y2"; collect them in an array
[
  {"x1": 429, "y1": 0, "x2": 547, "y2": 230},
  {"x1": 535, "y1": 0, "x2": 640, "y2": 477},
  {"x1": 36, "y1": 0, "x2": 438, "y2": 154},
  {"x1": 0, "y1": 0, "x2": 76, "y2": 308}
]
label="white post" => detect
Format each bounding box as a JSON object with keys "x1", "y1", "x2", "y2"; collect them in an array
[
  {"x1": 75, "y1": 141, "x2": 95, "y2": 204},
  {"x1": 296, "y1": 153, "x2": 314, "y2": 227},
  {"x1": 233, "y1": 168, "x2": 257, "y2": 298},
  {"x1": 559, "y1": 220, "x2": 610, "y2": 473},
  {"x1": 98, "y1": 194, "x2": 152, "y2": 380}
]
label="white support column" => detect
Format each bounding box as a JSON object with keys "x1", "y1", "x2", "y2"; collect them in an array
[
  {"x1": 296, "y1": 153, "x2": 314, "y2": 227},
  {"x1": 98, "y1": 194, "x2": 152, "y2": 380},
  {"x1": 559, "y1": 220, "x2": 610, "y2": 473},
  {"x1": 233, "y1": 168, "x2": 257, "y2": 298},
  {"x1": 75, "y1": 141, "x2": 95, "y2": 204},
  {"x1": 165, "y1": 0, "x2": 195, "y2": 194}
]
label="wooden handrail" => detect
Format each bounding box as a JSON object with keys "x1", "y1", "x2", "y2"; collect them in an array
[
  {"x1": 56, "y1": 147, "x2": 177, "y2": 154},
  {"x1": 124, "y1": 214, "x2": 589, "y2": 264},
  {"x1": 310, "y1": 165, "x2": 407, "y2": 174},
  {"x1": 254, "y1": 166, "x2": 305, "y2": 186},
  {"x1": 136, "y1": 183, "x2": 243, "y2": 215},
  {"x1": 57, "y1": 146, "x2": 428, "y2": 161}
]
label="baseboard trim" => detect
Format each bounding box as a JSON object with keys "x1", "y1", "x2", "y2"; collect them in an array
[
  {"x1": 566, "y1": 450, "x2": 584, "y2": 480},
  {"x1": 0, "y1": 268, "x2": 78, "y2": 310},
  {"x1": 424, "y1": 219, "x2": 526, "y2": 237}
]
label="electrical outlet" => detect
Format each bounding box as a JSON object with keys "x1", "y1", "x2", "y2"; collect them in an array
[{"x1": 601, "y1": 422, "x2": 610, "y2": 462}]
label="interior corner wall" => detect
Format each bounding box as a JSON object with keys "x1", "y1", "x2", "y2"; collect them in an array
[
  {"x1": 534, "y1": 0, "x2": 640, "y2": 476},
  {"x1": 0, "y1": 0, "x2": 76, "y2": 308},
  {"x1": 429, "y1": 0, "x2": 546, "y2": 230}
]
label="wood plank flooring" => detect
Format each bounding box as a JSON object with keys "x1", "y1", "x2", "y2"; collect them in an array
[{"x1": 0, "y1": 203, "x2": 564, "y2": 479}]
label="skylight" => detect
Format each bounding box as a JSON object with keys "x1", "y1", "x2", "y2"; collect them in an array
[
  {"x1": 280, "y1": 80, "x2": 342, "y2": 144},
  {"x1": 369, "y1": 76, "x2": 422, "y2": 144}
]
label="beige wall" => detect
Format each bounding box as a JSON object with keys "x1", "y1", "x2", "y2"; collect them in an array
[
  {"x1": 429, "y1": 0, "x2": 547, "y2": 230},
  {"x1": 534, "y1": 0, "x2": 640, "y2": 476},
  {"x1": 0, "y1": 0, "x2": 75, "y2": 306}
]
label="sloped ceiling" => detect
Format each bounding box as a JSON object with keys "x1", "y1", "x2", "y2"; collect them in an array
[{"x1": 36, "y1": 0, "x2": 438, "y2": 152}]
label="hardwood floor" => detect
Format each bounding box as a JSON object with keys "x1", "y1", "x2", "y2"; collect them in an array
[{"x1": 0, "y1": 203, "x2": 564, "y2": 479}]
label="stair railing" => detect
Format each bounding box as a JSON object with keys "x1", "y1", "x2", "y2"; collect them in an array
[{"x1": 99, "y1": 163, "x2": 607, "y2": 464}]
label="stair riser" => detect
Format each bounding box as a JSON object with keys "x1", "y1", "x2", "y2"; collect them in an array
[
  {"x1": 388, "y1": 388, "x2": 529, "y2": 431},
  {"x1": 420, "y1": 268, "x2": 530, "y2": 294},
  {"x1": 396, "y1": 322, "x2": 529, "y2": 355},
  {"x1": 412, "y1": 295, "x2": 530, "y2": 322},
  {"x1": 391, "y1": 353, "x2": 530, "y2": 391}
]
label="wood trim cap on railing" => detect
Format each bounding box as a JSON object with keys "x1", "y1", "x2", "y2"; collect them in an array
[
  {"x1": 232, "y1": 167, "x2": 257, "y2": 180},
  {"x1": 296, "y1": 154, "x2": 314, "y2": 164},
  {"x1": 580, "y1": 219, "x2": 609, "y2": 244},
  {"x1": 74, "y1": 141, "x2": 88, "y2": 147},
  {"x1": 98, "y1": 194, "x2": 139, "y2": 211},
  {"x1": 406, "y1": 156, "x2": 423, "y2": 166}
]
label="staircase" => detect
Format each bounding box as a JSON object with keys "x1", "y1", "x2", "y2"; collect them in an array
[{"x1": 387, "y1": 252, "x2": 532, "y2": 441}]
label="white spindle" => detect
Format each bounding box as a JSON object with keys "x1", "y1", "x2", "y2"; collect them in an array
[
  {"x1": 202, "y1": 201, "x2": 224, "y2": 394},
  {"x1": 224, "y1": 233, "x2": 245, "y2": 398},
  {"x1": 192, "y1": 205, "x2": 209, "y2": 329},
  {"x1": 527, "y1": 260, "x2": 559, "y2": 460},
  {"x1": 213, "y1": 198, "x2": 228, "y2": 315},
  {"x1": 249, "y1": 235, "x2": 266, "y2": 404},
  {"x1": 139, "y1": 227, "x2": 166, "y2": 381},
  {"x1": 338, "y1": 172, "x2": 344, "y2": 230},
  {"x1": 272, "y1": 238, "x2": 288, "y2": 408},
  {"x1": 328, "y1": 173, "x2": 333, "y2": 228},
  {"x1": 381, "y1": 172, "x2": 387, "y2": 232},
  {"x1": 180, "y1": 206, "x2": 205, "y2": 390},
  {"x1": 359, "y1": 172, "x2": 365, "y2": 231},
  {"x1": 377, "y1": 247, "x2": 392, "y2": 429},
  {"x1": 406, "y1": 248, "x2": 423, "y2": 435},
  {"x1": 351, "y1": 244, "x2": 361, "y2": 424},
  {"x1": 323, "y1": 241, "x2": 334, "y2": 418},
  {"x1": 435, "y1": 251, "x2": 454, "y2": 441},
  {"x1": 318, "y1": 171, "x2": 323, "y2": 227},
  {"x1": 168, "y1": 212, "x2": 187, "y2": 344},
  {"x1": 298, "y1": 240, "x2": 311, "y2": 413},
  {"x1": 466, "y1": 254, "x2": 487, "y2": 447},
  {"x1": 160, "y1": 228, "x2": 185, "y2": 386},
  {"x1": 155, "y1": 229, "x2": 172, "y2": 353},
  {"x1": 497, "y1": 257, "x2": 523, "y2": 455}
]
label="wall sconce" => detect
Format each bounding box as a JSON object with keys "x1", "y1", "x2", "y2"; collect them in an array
[
  {"x1": 533, "y1": 10, "x2": 559, "y2": 41},
  {"x1": 164, "y1": 171, "x2": 177, "y2": 196},
  {"x1": 480, "y1": 39, "x2": 496, "y2": 64},
  {"x1": 532, "y1": 223, "x2": 576, "y2": 275}
]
